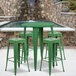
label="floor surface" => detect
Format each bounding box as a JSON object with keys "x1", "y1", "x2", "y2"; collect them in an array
[{"x1": 0, "y1": 46, "x2": 76, "y2": 76}]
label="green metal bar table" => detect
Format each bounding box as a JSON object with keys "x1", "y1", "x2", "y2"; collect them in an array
[{"x1": 22, "y1": 22, "x2": 54, "y2": 71}]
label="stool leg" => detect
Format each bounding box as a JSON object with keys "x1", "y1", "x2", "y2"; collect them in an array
[
  {"x1": 27, "y1": 36, "x2": 29, "y2": 56},
  {"x1": 23, "y1": 42, "x2": 27, "y2": 62},
  {"x1": 18, "y1": 43, "x2": 20, "y2": 68},
  {"x1": 59, "y1": 42, "x2": 65, "y2": 72},
  {"x1": 21, "y1": 45, "x2": 24, "y2": 64},
  {"x1": 55, "y1": 43, "x2": 58, "y2": 66},
  {"x1": 24, "y1": 42, "x2": 30, "y2": 72},
  {"x1": 55, "y1": 36, "x2": 58, "y2": 66},
  {"x1": 53, "y1": 44, "x2": 55, "y2": 68},
  {"x1": 45, "y1": 44, "x2": 48, "y2": 59},
  {"x1": 5, "y1": 43, "x2": 10, "y2": 71},
  {"x1": 45, "y1": 35, "x2": 49, "y2": 59},
  {"x1": 26, "y1": 56, "x2": 30, "y2": 72},
  {"x1": 40, "y1": 44, "x2": 45, "y2": 71},
  {"x1": 61, "y1": 35, "x2": 66, "y2": 60},
  {"x1": 22, "y1": 43, "x2": 27, "y2": 63},
  {"x1": 14, "y1": 43, "x2": 18, "y2": 75},
  {"x1": 21, "y1": 36, "x2": 29, "y2": 64},
  {"x1": 19, "y1": 36, "x2": 24, "y2": 64},
  {"x1": 54, "y1": 44, "x2": 58, "y2": 66}
]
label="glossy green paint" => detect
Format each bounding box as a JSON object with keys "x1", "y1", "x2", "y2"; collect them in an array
[
  {"x1": 5, "y1": 38, "x2": 30, "y2": 75},
  {"x1": 19, "y1": 32, "x2": 33, "y2": 37},
  {"x1": 18, "y1": 44, "x2": 20, "y2": 68},
  {"x1": 40, "y1": 38, "x2": 65, "y2": 76},
  {"x1": 19, "y1": 32, "x2": 33, "y2": 63},
  {"x1": 39, "y1": 28, "x2": 43, "y2": 71},
  {"x1": 21, "y1": 44, "x2": 24, "y2": 64},
  {"x1": 48, "y1": 32, "x2": 66, "y2": 60},
  {"x1": 22, "y1": 22, "x2": 54, "y2": 27},
  {"x1": 5, "y1": 43, "x2": 10, "y2": 71},
  {"x1": 33, "y1": 27, "x2": 38, "y2": 71},
  {"x1": 23, "y1": 22, "x2": 54, "y2": 71}
]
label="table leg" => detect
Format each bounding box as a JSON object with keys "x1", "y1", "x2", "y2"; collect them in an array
[
  {"x1": 48, "y1": 43, "x2": 52, "y2": 76},
  {"x1": 39, "y1": 28, "x2": 43, "y2": 70},
  {"x1": 33, "y1": 27, "x2": 38, "y2": 71},
  {"x1": 23, "y1": 27, "x2": 27, "y2": 62}
]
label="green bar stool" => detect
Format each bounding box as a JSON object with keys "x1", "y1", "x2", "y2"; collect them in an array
[
  {"x1": 45, "y1": 32, "x2": 66, "y2": 60},
  {"x1": 19, "y1": 32, "x2": 33, "y2": 63},
  {"x1": 40, "y1": 38, "x2": 65, "y2": 76},
  {"x1": 5, "y1": 38, "x2": 30, "y2": 75},
  {"x1": 19, "y1": 32, "x2": 33, "y2": 37}
]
